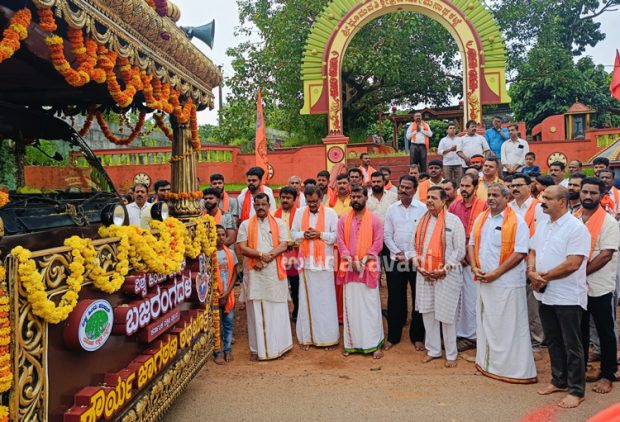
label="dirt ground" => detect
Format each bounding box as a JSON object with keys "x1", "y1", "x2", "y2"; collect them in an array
[{"x1": 164, "y1": 284, "x2": 620, "y2": 422}]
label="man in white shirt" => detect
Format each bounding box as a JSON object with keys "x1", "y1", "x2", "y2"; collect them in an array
[
  {"x1": 528, "y1": 185, "x2": 591, "y2": 409},
  {"x1": 576, "y1": 177, "x2": 618, "y2": 395},
  {"x1": 457, "y1": 120, "x2": 491, "y2": 169},
  {"x1": 127, "y1": 183, "x2": 153, "y2": 229},
  {"x1": 406, "y1": 112, "x2": 433, "y2": 172},
  {"x1": 437, "y1": 122, "x2": 463, "y2": 182},
  {"x1": 501, "y1": 124, "x2": 529, "y2": 176},
  {"x1": 549, "y1": 161, "x2": 566, "y2": 187},
  {"x1": 509, "y1": 173, "x2": 545, "y2": 358},
  {"x1": 288, "y1": 175, "x2": 306, "y2": 208},
  {"x1": 469, "y1": 183, "x2": 537, "y2": 383},
  {"x1": 367, "y1": 171, "x2": 398, "y2": 223},
  {"x1": 383, "y1": 175, "x2": 427, "y2": 351},
  {"x1": 237, "y1": 167, "x2": 276, "y2": 222}
]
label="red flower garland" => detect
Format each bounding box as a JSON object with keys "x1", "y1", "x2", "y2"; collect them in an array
[{"x1": 95, "y1": 111, "x2": 146, "y2": 145}]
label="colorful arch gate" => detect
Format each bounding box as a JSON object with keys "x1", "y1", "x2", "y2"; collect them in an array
[{"x1": 300, "y1": 0, "x2": 511, "y2": 170}]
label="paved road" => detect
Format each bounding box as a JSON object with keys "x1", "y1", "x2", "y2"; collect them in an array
[{"x1": 164, "y1": 288, "x2": 619, "y2": 422}]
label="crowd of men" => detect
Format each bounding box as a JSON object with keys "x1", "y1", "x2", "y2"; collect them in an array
[{"x1": 124, "y1": 132, "x2": 620, "y2": 409}]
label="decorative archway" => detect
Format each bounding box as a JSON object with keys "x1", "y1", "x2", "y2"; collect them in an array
[{"x1": 300, "y1": 0, "x2": 510, "y2": 170}]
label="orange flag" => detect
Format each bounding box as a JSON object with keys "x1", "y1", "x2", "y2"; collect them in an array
[
  {"x1": 611, "y1": 50, "x2": 620, "y2": 102},
  {"x1": 255, "y1": 88, "x2": 270, "y2": 182}
]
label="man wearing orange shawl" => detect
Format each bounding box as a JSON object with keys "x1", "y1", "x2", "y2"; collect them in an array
[
  {"x1": 214, "y1": 225, "x2": 238, "y2": 365},
  {"x1": 291, "y1": 186, "x2": 339, "y2": 349},
  {"x1": 598, "y1": 169, "x2": 620, "y2": 218},
  {"x1": 236, "y1": 193, "x2": 291, "y2": 361},
  {"x1": 358, "y1": 152, "x2": 377, "y2": 187},
  {"x1": 468, "y1": 183, "x2": 536, "y2": 384},
  {"x1": 202, "y1": 187, "x2": 237, "y2": 246},
  {"x1": 275, "y1": 186, "x2": 300, "y2": 321},
  {"x1": 337, "y1": 185, "x2": 384, "y2": 358},
  {"x1": 237, "y1": 167, "x2": 276, "y2": 222},
  {"x1": 210, "y1": 173, "x2": 239, "y2": 223},
  {"x1": 410, "y1": 187, "x2": 466, "y2": 368},
  {"x1": 448, "y1": 173, "x2": 487, "y2": 350},
  {"x1": 316, "y1": 170, "x2": 333, "y2": 205},
  {"x1": 576, "y1": 178, "x2": 618, "y2": 395}
]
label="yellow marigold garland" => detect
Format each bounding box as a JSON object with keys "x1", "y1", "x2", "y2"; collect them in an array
[
  {"x1": 83, "y1": 233, "x2": 130, "y2": 294},
  {"x1": 11, "y1": 241, "x2": 85, "y2": 324},
  {"x1": 0, "y1": 262, "x2": 11, "y2": 407},
  {"x1": 153, "y1": 112, "x2": 174, "y2": 141},
  {"x1": 0, "y1": 192, "x2": 8, "y2": 208},
  {"x1": 0, "y1": 8, "x2": 31, "y2": 64}
]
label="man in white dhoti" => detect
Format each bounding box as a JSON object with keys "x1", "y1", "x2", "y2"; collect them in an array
[
  {"x1": 237, "y1": 193, "x2": 292, "y2": 361},
  {"x1": 468, "y1": 183, "x2": 537, "y2": 383},
  {"x1": 291, "y1": 186, "x2": 339, "y2": 349},
  {"x1": 337, "y1": 185, "x2": 385, "y2": 359},
  {"x1": 410, "y1": 186, "x2": 466, "y2": 367}
]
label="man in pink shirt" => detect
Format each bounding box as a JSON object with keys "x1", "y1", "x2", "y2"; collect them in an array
[{"x1": 337, "y1": 185, "x2": 384, "y2": 359}]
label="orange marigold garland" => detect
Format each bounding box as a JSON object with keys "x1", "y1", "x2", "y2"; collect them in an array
[
  {"x1": 0, "y1": 8, "x2": 32, "y2": 64},
  {"x1": 95, "y1": 110, "x2": 146, "y2": 145},
  {"x1": 78, "y1": 109, "x2": 95, "y2": 137},
  {"x1": 190, "y1": 104, "x2": 201, "y2": 150},
  {"x1": 164, "y1": 191, "x2": 203, "y2": 200},
  {"x1": 37, "y1": 7, "x2": 57, "y2": 32},
  {"x1": 153, "y1": 113, "x2": 174, "y2": 141}
]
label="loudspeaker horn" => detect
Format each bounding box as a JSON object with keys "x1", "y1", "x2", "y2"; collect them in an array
[{"x1": 182, "y1": 20, "x2": 215, "y2": 49}]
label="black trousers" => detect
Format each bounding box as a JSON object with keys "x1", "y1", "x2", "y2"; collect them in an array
[
  {"x1": 410, "y1": 144, "x2": 427, "y2": 173},
  {"x1": 539, "y1": 304, "x2": 585, "y2": 398},
  {"x1": 288, "y1": 275, "x2": 299, "y2": 320},
  {"x1": 581, "y1": 292, "x2": 618, "y2": 381},
  {"x1": 385, "y1": 260, "x2": 425, "y2": 344}
]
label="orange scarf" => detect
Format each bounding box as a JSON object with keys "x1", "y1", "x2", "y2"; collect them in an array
[
  {"x1": 342, "y1": 209, "x2": 373, "y2": 261},
  {"x1": 601, "y1": 187, "x2": 619, "y2": 216},
  {"x1": 274, "y1": 205, "x2": 297, "y2": 229},
  {"x1": 523, "y1": 198, "x2": 539, "y2": 237},
  {"x1": 577, "y1": 205, "x2": 607, "y2": 259},
  {"x1": 246, "y1": 214, "x2": 286, "y2": 280},
  {"x1": 418, "y1": 179, "x2": 430, "y2": 203},
  {"x1": 300, "y1": 205, "x2": 326, "y2": 266},
  {"x1": 472, "y1": 207, "x2": 518, "y2": 269},
  {"x1": 465, "y1": 197, "x2": 487, "y2": 238},
  {"x1": 410, "y1": 121, "x2": 430, "y2": 148},
  {"x1": 219, "y1": 246, "x2": 236, "y2": 313},
  {"x1": 415, "y1": 210, "x2": 446, "y2": 272},
  {"x1": 221, "y1": 192, "x2": 230, "y2": 213},
  {"x1": 240, "y1": 186, "x2": 264, "y2": 221},
  {"x1": 201, "y1": 208, "x2": 222, "y2": 224},
  {"x1": 385, "y1": 181, "x2": 394, "y2": 191},
  {"x1": 359, "y1": 165, "x2": 377, "y2": 183}
]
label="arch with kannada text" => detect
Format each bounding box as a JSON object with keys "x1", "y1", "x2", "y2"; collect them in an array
[{"x1": 300, "y1": 0, "x2": 510, "y2": 145}]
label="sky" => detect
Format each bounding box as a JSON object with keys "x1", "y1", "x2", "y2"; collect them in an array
[{"x1": 173, "y1": 1, "x2": 620, "y2": 126}]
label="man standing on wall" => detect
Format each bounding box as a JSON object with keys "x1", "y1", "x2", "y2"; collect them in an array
[
  {"x1": 406, "y1": 112, "x2": 433, "y2": 172},
  {"x1": 437, "y1": 122, "x2": 463, "y2": 183},
  {"x1": 485, "y1": 116, "x2": 509, "y2": 170},
  {"x1": 457, "y1": 120, "x2": 491, "y2": 170},
  {"x1": 358, "y1": 153, "x2": 377, "y2": 186}
]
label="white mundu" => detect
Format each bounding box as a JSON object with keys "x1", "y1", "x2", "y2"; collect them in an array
[
  {"x1": 291, "y1": 206, "x2": 340, "y2": 347},
  {"x1": 237, "y1": 216, "x2": 292, "y2": 360},
  {"x1": 469, "y1": 210, "x2": 537, "y2": 383},
  {"x1": 410, "y1": 212, "x2": 466, "y2": 361}
]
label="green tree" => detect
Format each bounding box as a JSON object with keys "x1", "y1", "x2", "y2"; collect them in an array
[{"x1": 493, "y1": 0, "x2": 618, "y2": 72}]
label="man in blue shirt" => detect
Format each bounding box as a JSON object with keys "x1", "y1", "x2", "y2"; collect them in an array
[{"x1": 485, "y1": 116, "x2": 509, "y2": 175}]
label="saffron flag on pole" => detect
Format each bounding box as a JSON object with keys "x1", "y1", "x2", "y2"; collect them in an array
[
  {"x1": 255, "y1": 88, "x2": 270, "y2": 182},
  {"x1": 611, "y1": 50, "x2": 620, "y2": 102}
]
